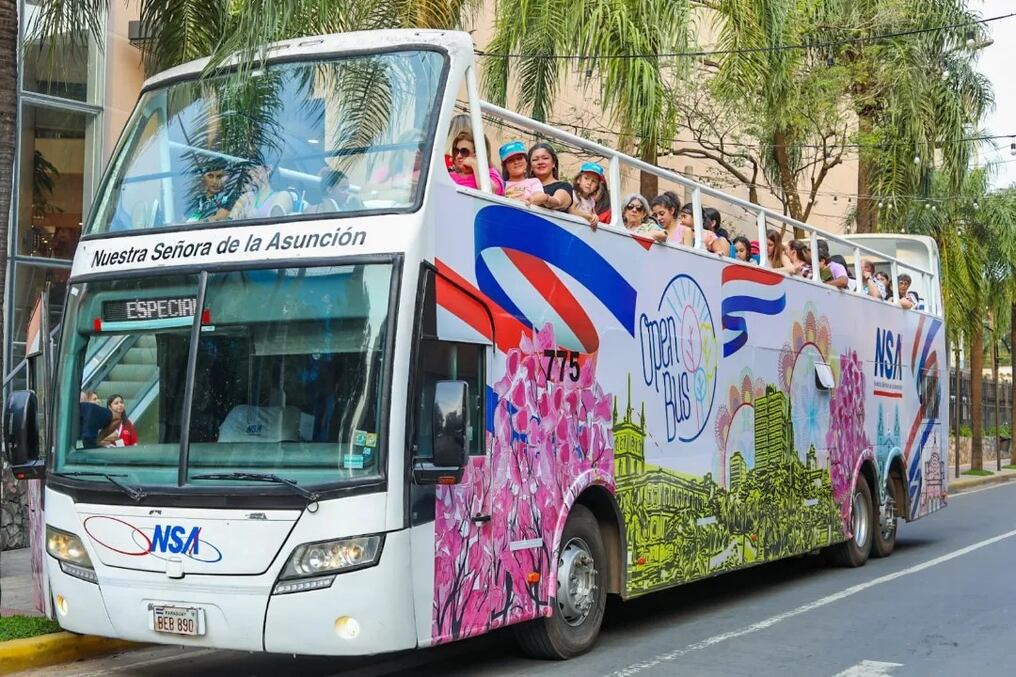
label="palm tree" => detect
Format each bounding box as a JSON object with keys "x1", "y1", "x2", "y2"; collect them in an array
[
  {"x1": 481, "y1": 0, "x2": 692, "y2": 197},
  {"x1": 905, "y1": 169, "x2": 1016, "y2": 472},
  {"x1": 0, "y1": 0, "x2": 16, "y2": 378}
]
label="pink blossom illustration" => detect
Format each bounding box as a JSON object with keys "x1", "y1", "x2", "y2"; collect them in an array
[
  {"x1": 826, "y1": 349, "x2": 870, "y2": 529},
  {"x1": 432, "y1": 323, "x2": 615, "y2": 643}
]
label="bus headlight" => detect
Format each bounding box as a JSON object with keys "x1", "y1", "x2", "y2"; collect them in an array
[
  {"x1": 280, "y1": 534, "x2": 384, "y2": 580},
  {"x1": 47, "y1": 526, "x2": 97, "y2": 583}
]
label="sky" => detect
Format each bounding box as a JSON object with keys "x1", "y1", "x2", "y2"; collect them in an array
[{"x1": 976, "y1": 0, "x2": 1016, "y2": 190}]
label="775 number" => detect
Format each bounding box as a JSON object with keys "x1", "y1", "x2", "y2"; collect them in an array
[{"x1": 543, "y1": 349, "x2": 581, "y2": 382}]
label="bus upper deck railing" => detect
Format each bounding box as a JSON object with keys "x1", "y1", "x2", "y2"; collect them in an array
[{"x1": 473, "y1": 99, "x2": 941, "y2": 317}]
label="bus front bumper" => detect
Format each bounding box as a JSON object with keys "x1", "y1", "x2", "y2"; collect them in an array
[{"x1": 49, "y1": 530, "x2": 419, "y2": 656}]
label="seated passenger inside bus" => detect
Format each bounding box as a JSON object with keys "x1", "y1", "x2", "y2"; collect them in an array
[
  {"x1": 766, "y1": 230, "x2": 784, "y2": 269},
  {"x1": 817, "y1": 241, "x2": 849, "y2": 289},
  {"x1": 782, "y1": 240, "x2": 812, "y2": 277},
  {"x1": 898, "y1": 274, "x2": 921, "y2": 309},
  {"x1": 311, "y1": 169, "x2": 364, "y2": 213},
  {"x1": 186, "y1": 159, "x2": 234, "y2": 222},
  {"x1": 702, "y1": 208, "x2": 730, "y2": 256},
  {"x1": 526, "y1": 143, "x2": 572, "y2": 211},
  {"x1": 570, "y1": 162, "x2": 606, "y2": 228},
  {"x1": 652, "y1": 194, "x2": 690, "y2": 246},
  {"x1": 448, "y1": 130, "x2": 504, "y2": 195},
  {"x1": 230, "y1": 163, "x2": 295, "y2": 220},
  {"x1": 623, "y1": 194, "x2": 666, "y2": 241}
]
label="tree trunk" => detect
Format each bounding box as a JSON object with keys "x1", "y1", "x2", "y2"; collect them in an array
[
  {"x1": 771, "y1": 128, "x2": 804, "y2": 236},
  {"x1": 1011, "y1": 303, "x2": 1016, "y2": 466},
  {"x1": 0, "y1": 0, "x2": 17, "y2": 378},
  {"x1": 855, "y1": 112, "x2": 877, "y2": 234},
  {"x1": 639, "y1": 140, "x2": 658, "y2": 199},
  {"x1": 969, "y1": 324, "x2": 984, "y2": 471}
]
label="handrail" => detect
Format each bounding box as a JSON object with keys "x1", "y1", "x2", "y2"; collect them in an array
[{"x1": 477, "y1": 100, "x2": 940, "y2": 314}]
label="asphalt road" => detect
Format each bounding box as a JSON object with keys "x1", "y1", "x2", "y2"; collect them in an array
[{"x1": 16, "y1": 481, "x2": 1016, "y2": 677}]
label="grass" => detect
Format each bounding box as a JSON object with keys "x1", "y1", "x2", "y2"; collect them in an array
[
  {"x1": 0, "y1": 615, "x2": 62, "y2": 642},
  {"x1": 1005, "y1": 464, "x2": 1016, "y2": 471},
  {"x1": 962, "y1": 468, "x2": 995, "y2": 477}
]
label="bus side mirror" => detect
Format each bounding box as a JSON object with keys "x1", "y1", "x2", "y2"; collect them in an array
[
  {"x1": 3, "y1": 390, "x2": 45, "y2": 480},
  {"x1": 433, "y1": 380, "x2": 469, "y2": 468},
  {"x1": 413, "y1": 380, "x2": 469, "y2": 485}
]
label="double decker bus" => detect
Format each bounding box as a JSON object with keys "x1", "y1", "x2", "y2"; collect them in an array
[{"x1": 3, "y1": 29, "x2": 948, "y2": 659}]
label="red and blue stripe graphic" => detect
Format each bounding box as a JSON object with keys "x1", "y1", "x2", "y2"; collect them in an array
[
  {"x1": 469, "y1": 206, "x2": 637, "y2": 353},
  {"x1": 904, "y1": 315, "x2": 943, "y2": 518},
  {"x1": 720, "y1": 266, "x2": 787, "y2": 357}
]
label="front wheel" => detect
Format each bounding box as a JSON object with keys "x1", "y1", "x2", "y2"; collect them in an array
[
  {"x1": 514, "y1": 505, "x2": 607, "y2": 659},
  {"x1": 827, "y1": 477, "x2": 874, "y2": 567}
]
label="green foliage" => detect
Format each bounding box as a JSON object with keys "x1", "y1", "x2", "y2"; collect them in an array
[
  {"x1": 962, "y1": 468, "x2": 994, "y2": 476},
  {"x1": 0, "y1": 615, "x2": 62, "y2": 642}
]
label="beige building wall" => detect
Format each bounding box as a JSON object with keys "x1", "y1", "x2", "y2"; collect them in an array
[{"x1": 103, "y1": 3, "x2": 147, "y2": 163}]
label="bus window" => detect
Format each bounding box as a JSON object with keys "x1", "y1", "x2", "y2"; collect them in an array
[
  {"x1": 414, "y1": 341, "x2": 485, "y2": 460},
  {"x1": 90, "y1": 50, "x2": 446, "y2": 233}
]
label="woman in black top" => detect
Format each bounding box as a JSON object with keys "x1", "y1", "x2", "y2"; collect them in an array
[{"x1": 525, "y1": 143, "x2": 573, "y2": 211}]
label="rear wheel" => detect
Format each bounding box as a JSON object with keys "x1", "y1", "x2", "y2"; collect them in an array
[
  {"x1": 514, "y1": 505, "x2": 607, "y2": 659},
  {"x1": 872, "y1": 481, "x2": 897, "y2": 558},
  {"x1": 828, "y1": 477, "x2": 873, "y2": 567}
]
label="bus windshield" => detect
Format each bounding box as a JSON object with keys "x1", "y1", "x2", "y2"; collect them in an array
[
  {"x1": 89, "y1": 50, "x2": 446, "y2": 234},
  {"x1": 54, "y1": 263, "x2": 393, "y2": 489}
]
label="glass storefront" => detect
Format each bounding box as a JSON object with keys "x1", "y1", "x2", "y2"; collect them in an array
[{"x1": 5, "y1": 0, "x2": 104, "y2": 383}]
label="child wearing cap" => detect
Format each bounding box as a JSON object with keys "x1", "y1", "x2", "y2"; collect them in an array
[
  {"x1": 570, "y1": 162, "x2": 606, "y2": 228},
  {"x1": 499, "y1": 141, "x2": 543, "y2": 202}
]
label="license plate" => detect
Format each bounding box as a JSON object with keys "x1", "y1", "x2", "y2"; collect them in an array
[{"x1": 149, "y1": 604, "x2": 205, "y2": 636}]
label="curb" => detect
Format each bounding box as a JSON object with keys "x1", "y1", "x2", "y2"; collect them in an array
[
  {"x1": 0, "y1": 632, "x2": 141, "y2": 675},
  {"x1": 950, "y1": 471, "x2": 1016, "y2": 495}
]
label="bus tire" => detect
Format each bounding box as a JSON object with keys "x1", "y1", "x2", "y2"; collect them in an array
[
  {"x1": 514, "y1": 505, "x2": 607, "y2": 659},
  {"x1": 872, "y1": 481, "x2": 897, "y2": 558},
  {"x1": 828, "y1": 477, "x2": 873, "y2": 568}
]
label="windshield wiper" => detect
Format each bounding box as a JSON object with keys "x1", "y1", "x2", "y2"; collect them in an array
[
  {"x1": 51, "y1": 471, "x2": 147, "y2": 502},
  {"x1": 190, "y1": 472, "x2": 320, "y2": 504}
]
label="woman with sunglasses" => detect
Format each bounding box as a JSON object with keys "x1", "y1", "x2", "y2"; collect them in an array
[
  {"x1": 525, "y1": 143, "x2": 573, "y2": 211},
  {"x1": 622, "y1": 194, "x2": 666, "y2": 241},
  {"x1": 448, "y1": 130, "x2": 505, "y2": 195}
]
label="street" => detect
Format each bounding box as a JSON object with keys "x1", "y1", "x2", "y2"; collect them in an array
[{"x1": 14, "y1": 481, "x2": 1016, "y2": 677}]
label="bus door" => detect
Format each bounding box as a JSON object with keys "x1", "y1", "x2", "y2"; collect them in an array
[{"x1": 409, "y1": 265, "x2": 495, "y2": 644}]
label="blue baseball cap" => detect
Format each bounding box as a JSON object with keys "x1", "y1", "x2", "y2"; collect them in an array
[
  {"x1": 579, "y1": 162, "x2": 605, "y2": 178},
  {"x1": 499, "y1": 140, "x2": 527, "y2": 162}
]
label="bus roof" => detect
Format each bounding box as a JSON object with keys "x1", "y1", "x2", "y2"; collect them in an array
[{"x1": 143, "y1": 29, "x2": 474, "y2": 91}]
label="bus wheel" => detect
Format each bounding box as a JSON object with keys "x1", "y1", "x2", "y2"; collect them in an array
[
  {"x1": 872, "y1": 485, "x2": 897, "y2": 558},
  {"x1": 828, "y1": 477, "x2": 873, "y2": 567},
  {"x1": 514, "y1": 505, "x2": 607, "y2": 659}
]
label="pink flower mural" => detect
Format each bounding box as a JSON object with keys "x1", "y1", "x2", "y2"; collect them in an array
[
  {"x1": 432, "y1": 324, "x2": 615, "y2": 643},
  {"x1": 826, "y1": 349, "x2": 871, "y2": 529}
]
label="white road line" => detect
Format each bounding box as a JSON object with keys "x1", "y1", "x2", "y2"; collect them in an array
[
  {"x1": 609, "y1": 527, "x2": 1016, "y2": 677},
  {"x1": 834, "y1": 659, "x2": 903, "y2": 677}
]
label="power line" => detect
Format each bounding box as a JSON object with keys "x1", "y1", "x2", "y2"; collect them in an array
[{"x1": 475, "y1": 12, "x2": 1014, "y2": 61}]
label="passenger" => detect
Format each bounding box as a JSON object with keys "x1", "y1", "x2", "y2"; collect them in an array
[
  {"x1": 766, "y1": 230, "x2": 785, "y2": 268},
  {"x1": 313, "y1": 169, "x2": 363, "y2": 213},
  {"x1": 651, "y1": 193, "x2": 691, "y2": 246},
  {"x1": 187, "y1": 159, "x2": 233, "y2": 222},
  {"x1": 448, "y1": 131, "x2": 505, "y2": 195},
  {"x1": 570, "y1": 162, "x2": 606, "y2": 228},
  {"x1": 702, "y1": 207, "x2": 730, "y2": 256},
  {"x1": 526, "y1": 143, "x2": 573, "y2": 211},
  {"x1": 783, "y1": 240, "x2": 812, "y2": 278},
  {"x1": 500, "y1": 141, "x2": 543, "y2": 202},
  {"x1": 898, "y1": 274, "x2": 920, "y2": 309},
  {"x1": 593, "y1": 177, "x2": 612, "y2": 224},
  {"x1": 622, "y1": 194, "x2": 667, "y2": 241},
  {"x1": 817, "y1": 241, "x2": 849, "y2": 289},
  {"x1": 230, "y1": 163, "x2": 294, "y2": 220},
  {"x1": 445, "y1": 113, "x2": 473, "y2": 170},
  {"x1": 678, "y1": 203, "x2": 702, "y2": 246},
  {"x1": 98, "y1": 394, "x2": 138, "y2": 447},
  {"x1": 859, "y1": 260, "x2": 885, "y2": 299},
  {"x1": 733, "y1": 236, "x2": 753, "y2": 263},
  {"x1": 80, "y1": 390, "x2": 100, "y2": 405}
]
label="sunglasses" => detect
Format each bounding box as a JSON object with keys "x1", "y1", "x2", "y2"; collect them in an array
[
  {"x1": 454, "y1": 147, "x2": 473, "y2": 157},
  {"x1": 626, "y1": 203, "x2": 645, "y2": 212}
]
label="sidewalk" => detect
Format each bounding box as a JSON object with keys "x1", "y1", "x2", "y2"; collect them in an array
[
  {"x1": 948, "y1": 460, "x2": 1016, "y2": 494},
  {"x1": 0, "y1": 547, "x2": 39, "y2": 618}
]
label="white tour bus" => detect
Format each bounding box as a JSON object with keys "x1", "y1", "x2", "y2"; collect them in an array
[{"x1": 3, "y1": 30, "x2": 948, "y2": 659}]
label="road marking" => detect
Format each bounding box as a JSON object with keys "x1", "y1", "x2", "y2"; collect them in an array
[
  {"x1": 834, "y1": 659, "x2": 903, "y2": 677},
  {"x1": 609, "y1": 526, "x2": 1016, "y2": 676}
]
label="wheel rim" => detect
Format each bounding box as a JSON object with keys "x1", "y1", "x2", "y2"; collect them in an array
[
  {"x1": 557, "y1": 537, "x2": 598, "y2": 627},
  {"x1": 880, "y1": 494, "x2": 896, "y2": 541},
  {"x1": 851, "y1": 490, "x2": 870, "y2": 549}
]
